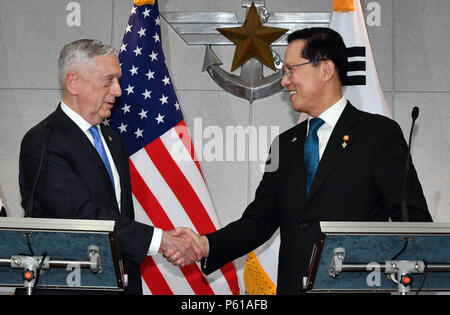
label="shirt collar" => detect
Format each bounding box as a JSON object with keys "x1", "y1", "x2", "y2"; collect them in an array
[
  {"x1": 60, "y1": 101, "x2": 95, "y2": 133},
  {"x1": 308, "y1": 96, "x2": 347, "y2": 129}
]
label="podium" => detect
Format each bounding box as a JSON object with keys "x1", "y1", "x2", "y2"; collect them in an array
[
  {"x1": 0, "y1": 218, "x2": 125, "y2": 295},
  {"x1": 305, "y1": 222, "x2": 450, "y2": 294}
]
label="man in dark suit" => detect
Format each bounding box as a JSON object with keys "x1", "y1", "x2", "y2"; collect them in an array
[
  {"x1": 19, "y1": 39, "x2": 200, "y2": 294},
  {"x1": 165, "y1": 28, "x2": 433, "y2": 294}
]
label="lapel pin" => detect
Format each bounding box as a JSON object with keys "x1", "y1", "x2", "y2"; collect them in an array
[
  {"x1": 108, "y1": 136, "x2": 113, "y2": 142},
  {"x1": 342, "y1": 135, "x2": 350, "y2": 148},
  {"x1": 292, "y1": 137, "x2": 297, "y2": 143}
]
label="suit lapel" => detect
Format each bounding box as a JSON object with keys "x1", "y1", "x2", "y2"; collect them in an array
[
  {"x1": 54, "y1": 106, "x2": 103, "y2": 170},
  {"x1": 100, "y1": 124, "x2": 128, "y2": 193},
  {"x1": 101, "y1": 125, "x2": 133, "y2": 217},
  {"x1": 54, "y1": 106, "x2": 118, "y2": 203},
  {"x1": 284, "y1": 121, "x2": 308, "y2": 207},
  {"x1": 305, "y1": 103, "x2": 360, "y2": 203},
  {"x1": 100, "y1": 125, "x2": 125, "y2": 178}
]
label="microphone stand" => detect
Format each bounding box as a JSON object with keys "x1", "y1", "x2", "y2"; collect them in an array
[{"x1": 400, "y1": 107, "x2": 419, "y2": 222}]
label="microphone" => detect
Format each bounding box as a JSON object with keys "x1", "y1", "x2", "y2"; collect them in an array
[
  {"x1": 400, "y1": 106, "x2": 419, "y2": 222},
  {"x1": 412, "y1": 106, "x2": 419, "y2": 120},
  {"x1": 25, "y1": 125, "x2": 53, "y2": 218}
]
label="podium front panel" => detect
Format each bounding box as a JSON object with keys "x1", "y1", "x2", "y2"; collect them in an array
[
  {"x1": 0, "y1": 218, "x2": 123, "y2": 291},
  {"x1": 309, "y1": 222, "x2": 450, "y2": 293}
]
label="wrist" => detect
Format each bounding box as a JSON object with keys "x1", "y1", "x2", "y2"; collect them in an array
[
  {"x1": 200, "y1": 235, "x2": 210, "y2": 257},
  {"x1": 159, "y1": 230, "x2": 170, "y2": 252}
]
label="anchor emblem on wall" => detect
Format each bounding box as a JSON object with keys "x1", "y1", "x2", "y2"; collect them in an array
[{"x1": 161, "y1": 0, "x2": 331, "y2": 103}]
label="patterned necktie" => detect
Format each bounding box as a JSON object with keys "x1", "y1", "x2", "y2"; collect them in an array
[
  {"x1": 88, "y1": 126, "x2": 115, "y2": 190},
  {"x1": 304, "y1": 118, "x2": 325, "y2": 196}
]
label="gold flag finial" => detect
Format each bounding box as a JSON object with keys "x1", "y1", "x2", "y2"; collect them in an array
[
  {"x1": 134, "y1": 0, "x2": 155, "y2": 6},
  {"x1": 332, "y1": 0, "x2": 355, "y2": 12}
]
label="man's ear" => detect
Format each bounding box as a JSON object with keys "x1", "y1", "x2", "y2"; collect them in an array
[
  {"x1": 320, "y1": 60, "x2": 337, "y2": 82},
  {"x1": 65, "y1": 71, "x2": 80, "y2": 95}
]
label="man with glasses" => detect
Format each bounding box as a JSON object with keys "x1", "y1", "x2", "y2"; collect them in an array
[{"x1": 165, "y1": 27, "x2": 432, "y2": 294}]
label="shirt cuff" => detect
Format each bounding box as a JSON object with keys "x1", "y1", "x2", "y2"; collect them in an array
[{"x1": 147, "y1": 227, "x2": 163, "y2": 256}]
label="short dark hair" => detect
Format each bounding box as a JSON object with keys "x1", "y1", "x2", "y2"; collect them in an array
[{"x1": 287, "y1": 27, "x2": 347, "y2": 84}]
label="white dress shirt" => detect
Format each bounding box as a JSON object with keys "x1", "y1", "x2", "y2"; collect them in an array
[
  {"x1": 60, "y1": 101, "x2": 162, "y2": 255},
  {"x1": 306, "y1": 97, "x2": 347, "y2": 160}
]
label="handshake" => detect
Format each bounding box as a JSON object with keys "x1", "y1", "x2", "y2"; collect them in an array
[{"x1": 159, "y1": 228, "x2": 209, "y2": 267}]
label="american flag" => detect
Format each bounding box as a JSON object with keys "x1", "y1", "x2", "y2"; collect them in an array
[{"x1": 109, "y1": 0, "x2": 240, "y2": 295}]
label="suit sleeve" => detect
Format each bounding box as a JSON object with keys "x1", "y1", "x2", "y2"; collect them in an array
[
  {"x1": 202, "y1": 139, "x2": 281, "y2": 275},
  {"x1": 372, "y1": 118, "x2": 432, "y2": 222},
  {"x1": 19, "y1": 128, "x2": 154, "y2": 265}
]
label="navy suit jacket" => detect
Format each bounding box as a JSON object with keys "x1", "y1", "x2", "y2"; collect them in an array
[
  {"x1": 19, "y1": 105, "x2": 153, "y2": 294},
  {"x1": 202, "y1": 102, "x2": 432, "y2": 294}
]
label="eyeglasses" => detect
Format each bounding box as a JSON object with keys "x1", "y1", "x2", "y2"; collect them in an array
[{"x1": 283, "y1": 59, "x2": 327, "y2": 78}]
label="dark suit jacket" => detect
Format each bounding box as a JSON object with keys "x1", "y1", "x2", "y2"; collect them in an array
[
  {"x1": 19, "y1": 105, "x2": 154, "y2": 295},
  {"x1": 201, "y1": 102, "x2": 432, "y2": 294}
]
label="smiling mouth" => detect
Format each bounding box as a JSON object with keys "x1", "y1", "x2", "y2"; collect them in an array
[{"x1": 289, "y1": 91, "x2": 297, "y2": 100}]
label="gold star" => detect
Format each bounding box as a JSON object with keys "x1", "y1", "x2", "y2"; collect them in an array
[{"x1": 217, "y1": 2, "x2": 287, "y2": 72}]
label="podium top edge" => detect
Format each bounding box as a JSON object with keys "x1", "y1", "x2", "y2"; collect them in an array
[
  {"x1": 0, "y1": 217, "x2": 115, "y2": 233},
  {"x1": 320, "y1": 221, "x2": 450, "y2": 235}
]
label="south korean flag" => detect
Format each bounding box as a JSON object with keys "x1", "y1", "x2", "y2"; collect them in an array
[
  {"x1": 0, "y1": 196, "x2": 7, "y2": 217},
  {"x1": 330, "y1": 0, "x2": 392, "y2": 118}
]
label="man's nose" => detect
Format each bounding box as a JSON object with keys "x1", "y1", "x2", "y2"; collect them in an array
[
  {"x1": 281, "y1": 73, "x2": 290, "y2": 88},
  {"x1": 111, "y1": 78, "x2": 122, "y2": 97}
]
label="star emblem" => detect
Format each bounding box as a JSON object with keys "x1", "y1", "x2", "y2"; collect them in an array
[
  {"x1": 142, "y1": 89, "x2": 152, "y2": 100},
  {"x1": 162, "y1": 75, "x2": 171, "y2": 86},
  {"x1": 133, "y1": 46, "x2": 143, "y2": 57},
  {"x1": 217, "y1": 2, "x2": 287, "y2": 71},
  {"x1": 121, "y1": 104, "x2": 131, "y2": 114},
  {"x1": 138, "y1": 109, "x2": 148, "y2": 120},
  {"x1": 159, "y1": 94, "x2": 169, "y2": 105},
  {"x1": 129, "y1": 65, "x2": 139, "y2": 76},
  {"x1": 155, "y1": 113, "x2": 165, "y2": 124},
  {"x1": 118, "y1": 123, "x2": 128, "y2": 134},
  {"x1": 142, "y1": 8, "x2": 151, "y2": 18},
  {"x1": 149, "y1": 51, "x2": 158, "y2": 61},
  {"x1": 134, "y1": 128, "x2": 144, "y2": 139},
  {"x1": 125, "y1": 84, "x2": 135, "y2": 95},
  {"x1": 125, "y1": 24, "x2": 132, "y2": 34},
  {"x1": 138, "y1": 27, "x2": 147, "y2": 38},
  {"x1": 146, "y1": 70, "x2": 155, "y2": 80}
]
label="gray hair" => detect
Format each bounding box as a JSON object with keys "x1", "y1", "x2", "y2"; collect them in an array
[{"x1": 58, "y1": 39, "x2": 117, "y2": 87}]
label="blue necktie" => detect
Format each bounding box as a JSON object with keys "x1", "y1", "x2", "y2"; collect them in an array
[
  {"x1": 304, "y1": 118, "x2": 325, "y2": 196},
  {"x1": 88, "y1": 126, "x2": 115, "y2": 190}
]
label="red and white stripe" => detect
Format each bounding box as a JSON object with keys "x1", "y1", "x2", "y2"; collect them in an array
[{"x1": 130, "y1": 120, "x2": 240, "y2": 295}]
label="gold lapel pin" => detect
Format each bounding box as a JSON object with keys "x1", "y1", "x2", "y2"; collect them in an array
[{"x1": 108, "y1": 136, "x2": 113, "y2": 142}]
